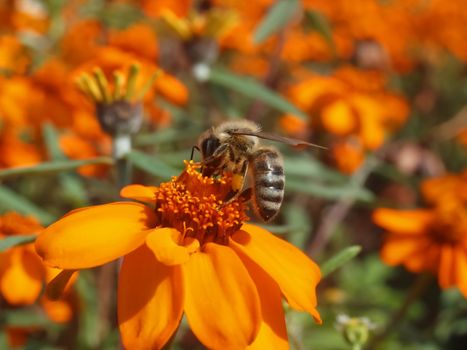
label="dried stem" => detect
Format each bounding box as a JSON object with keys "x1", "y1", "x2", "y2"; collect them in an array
[
  {"x1": 246, "y1": 30, "x2": 286, "y2": 122},
  {"x1": 365, "y1": 273, "x2": 434, "y2": 349},
  {"x1": 307, "y1": 155, "x2": 380, "y2": 256}
]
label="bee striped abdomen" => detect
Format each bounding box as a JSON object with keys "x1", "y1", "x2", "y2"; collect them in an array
[{"x1": 251, "y1": 148, "x2": 285, "y2": 222}]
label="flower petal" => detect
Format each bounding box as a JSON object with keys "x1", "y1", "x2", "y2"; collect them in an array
[
  {"x1": 231, "y1": 224, "x2": 321, "y2": 322},
  {"x1": 439, "y1": 245, "x2": 456, "y2": 289},
  {"x1": 146, "y1": 228, "x2": 190, "y2": 266},
  {"x1": 381, "y1": 235, "x2": 429, "y2": 266},
  {"x1": 235, "y1": 250, "x2": 288, "y2": 350},
  {"x1": 455, "y1": 246, "x2": 467, "y2": 297},
  {"x1": 373, "y1": 209, "x2": 433, "y2": 235},
  {"x1": 120, "y1": 184, "x2": 157, "y2": 204},
  {"x1": 41, "y1": 294, "x2": 74, "y2": 323},
  {"x1": 36, "y1": 202, "x2": 156, "y2": 269},
  {"x1": 0, "y1": 249, "x2": 44, "y2": 305},
  {"x1": 45, "y1": 269, "x2": 78, "y2": 300},
  {"x1": 404, "y1": 241, "x2": 440, "y2": 273},
  {"x1": 118, "y1": 245, "x2": 183, "y2": 350},
  {"x1": 183, "y1": 243, "x2": 261, "y2": 349}
]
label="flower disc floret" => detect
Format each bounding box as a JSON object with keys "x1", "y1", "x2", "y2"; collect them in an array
[{"x1": 153, "y1": 161, "x2": 249, "y2": 245}]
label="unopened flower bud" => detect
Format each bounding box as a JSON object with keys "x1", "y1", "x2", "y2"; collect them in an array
[
  {"x1": 95, "y1": 100, "x2": 143, "y2": 136},
  {"x1": 335, "y1": 314, "x2": 376, "y2": 348}
]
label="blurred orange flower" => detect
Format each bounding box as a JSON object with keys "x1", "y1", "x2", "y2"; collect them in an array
[
  {"x1": 0, "y1": 34, "x2": 30, "y2": 74},
  {"x1": 373, "y1": 170, "x2": 467, "y2": 296},
  {"x1": 0, "y1": 211, "x2": 76, "y2": 348},
  {"x1": 282, "y1": 66, "x2": 409, "y2": 172},
  {"x1": 36, "y1": 161, "x2": 321, "y2": 349},
  {"x1": 0, "y1": 212, "x2": 45, "y2": 305}
]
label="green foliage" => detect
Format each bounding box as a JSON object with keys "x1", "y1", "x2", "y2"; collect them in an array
[
  {"x1": 0, "y1": 234, "x2": 37, "y2": 252},
  {"x1": 208, "y1": 67, "x2": 309, "y2": 120},
  {"x1": 253, "y1": 0, "x2": 300, "y2": 44},
  {"x1": 0, "y1": 186, "x2": 55, "y2": 224},
  {"x1": 321, "y1": 245, "x2": 362, "y2": 277}
]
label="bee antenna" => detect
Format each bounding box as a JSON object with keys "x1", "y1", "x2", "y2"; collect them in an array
[{"x1": 190, "y1": 145, "x2": 201, "y2": 161}]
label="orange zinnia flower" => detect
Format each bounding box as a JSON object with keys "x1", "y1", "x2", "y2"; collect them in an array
[
  {"x1": 0, "y1": 212, "x2": 45, "y2": 305},
  {"x1": 373, "y1": 170, "x2": 467, "y2": 297},
  {"x1": 36, "y1": 161, "x2": 321, "y2": 349}
]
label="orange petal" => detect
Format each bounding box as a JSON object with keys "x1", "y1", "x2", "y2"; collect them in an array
[
  {"x1": 438, "y1": 245, "x2": 456, "y2": 289},
  {"x1": 120, "y1": 184, "x2": 157, "y2": 204},
  {"x1": 373, "y1": 209, "x2": 433, "y2": 235},
  {"x1": 0, "y1": 249, "x2": 44, "y2": 305},
  {"x1": 404, "y1": 241, "x2": 440, "y2": 273},
  {"x1": 231, "y1": 225, "x2": 321, "y2": 322},
  {"x1": 182, "y1": 243, "x2": 261, "y2": 349},
  {"x1": 146, "y1": 228, "x2": 190, "y2": 266},
  {"x1": 36, "y1": 202, "x2": 156, "y2": 269},
  {"x1": 45, "y1": 269, "x2": 78, "y2": 300},
  {"x1": 118, "y1": 245, "x2": 183, "y2": 350},
  {"x1": 41, "y1": 294, "x2": 74, "y2": 323},
  {"x1": 454, "y1": 246, "x2": 467, "y2": 297},
  {"x1": 380, "y1": 235, "x2": 429, "y2": 267},
  {"x1": 236, "y1": 251, "x2": 288, "y2": 350}
]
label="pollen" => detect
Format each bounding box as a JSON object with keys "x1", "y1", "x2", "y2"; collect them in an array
[{"x1": 153, "y1": 161, "x2": 249, "y2": 245}]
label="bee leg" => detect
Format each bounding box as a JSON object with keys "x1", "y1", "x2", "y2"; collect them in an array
[
  {"x1": 202, "y1": 144, "x2": 231, "y2": 176},
  {"x1": 237, "y1": 187, "x2": 253, "y2": 202},
  {"x1": 190, "y1": 146, "x2": 200, "y2": 161},
  {"x1": 223, "y1": 160, "x2": 249, "y2": 203}
]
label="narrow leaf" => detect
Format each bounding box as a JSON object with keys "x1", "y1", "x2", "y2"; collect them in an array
[
  {"x1": 321, "y1": 245, "x2": 362, "y2": 277},
  {"x1": 253, "y1": 0, "x2": 300, "y2": 44},
  {"x1": 42, "y1": 123, "x2": 90, "y2": 205},
  {"x1": 209, "y1": 67, "x2": 309, "y2": 120},
  {"x1": 0, "y1": 186, "x2": 55, "y2": 224},
  {"x1": 0, "y1": 234, "x2": 36, "y2": 252},
  {"x1": 0, "y1": 158, "x2": 113, "y2": 179},
  {"x1": 304, "y1": 10, "x2": 335, "y2": 52},
  {"x1": 128, "y1": 150, "x2": 179, "y2": 179},
  {"x1": 286, "y1": 180, "x2": 374, "y2": 202},
  {"x1": 4, "y1": 309, "x2": 51, "y2": 327},
  {"x1": 43, "y1": 123, "x2": 66, "y2": 160}
]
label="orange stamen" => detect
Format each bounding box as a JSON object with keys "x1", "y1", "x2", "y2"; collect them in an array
[{"x1": 153, "y1": 161, "x2": 249, "y2": 246}]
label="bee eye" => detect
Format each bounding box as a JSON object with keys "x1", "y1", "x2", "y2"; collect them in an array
[{"x1": 201, "y1": 137, "x2": 220, "y2": 158}]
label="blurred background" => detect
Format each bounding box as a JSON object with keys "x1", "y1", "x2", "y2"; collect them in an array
[{"x1": 0, "y1": 0, "x2": 466, "y2": 349}]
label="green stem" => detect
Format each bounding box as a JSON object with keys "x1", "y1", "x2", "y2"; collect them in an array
[{"x1": 112, "y1": 134, "x2": 132, "y2": 190}]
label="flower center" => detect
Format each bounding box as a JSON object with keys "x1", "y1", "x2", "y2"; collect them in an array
[
  {"x1": 153, "y1": 161, "x2": 249, "y2": 245},
  {"x1": 429, "y1": 200, "x2": 467, "y2": 244}
]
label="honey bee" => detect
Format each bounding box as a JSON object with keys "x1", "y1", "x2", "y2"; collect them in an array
[{"x1": 195, "y1": 120, "x2": 325, "y2": 222}]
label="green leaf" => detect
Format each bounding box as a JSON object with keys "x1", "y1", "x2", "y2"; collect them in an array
[
  {"x1": 321, "y1": 245, "x2": 362, "y2": 277},
  {"x1": 3, "y1": 309, "x2": 51, "y2": 327},
  {"x1": 284, "y1": 156, "x2": 345, "y2": 182},
  {"x1": 0, "y1": 332, "x2": 8, "y2": 350},
  {"x1": 0, "y1": 234, "x2": 36, "y2": 252},
  {"x1": 76, "y1": 270, "x2": 100, "y2": 348},
  {"x1": 42, "y1": 123, "x2": 91, "y2": 205},
  {"x1": 208, "y1": 67, "x2": 309, "y2": 120},
  {"x1": 135, "y1": 127, "x2": 200, "y2": 147},
  {"x1": 0, "y1": 186, "x2": 55, "y2": 224},
  {"x1": 254, "y1": 0, "x2": 300, "y2": 44},
  {"x1": 128, "y1": 150, "x2": 180, "y2": 179},
  {"x1": 43, "y1": 123, "x2": 66, "y2": 160},
  {"x1": 0, "y1": 158, "x2": 113, "y2": 180},
  {"x1": 303, "y1": 10, "x2": 335, "y2": 52},
  {"x1": 286, "y1": 179, "x2": 374, "y2": 202}
]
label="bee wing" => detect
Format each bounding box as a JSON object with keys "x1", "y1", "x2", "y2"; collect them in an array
[{"x1": 231, "y1": 131, "x2": 327, "y2": 149}]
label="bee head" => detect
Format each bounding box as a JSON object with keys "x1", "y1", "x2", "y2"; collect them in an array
[{"x1": 199, "y1": 132, "x2": 221, "y2": 159}]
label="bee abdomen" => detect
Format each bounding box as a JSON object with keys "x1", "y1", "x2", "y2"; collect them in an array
[{"x1": 251, "y1": 148, "x2": 285, "y2": 222}]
